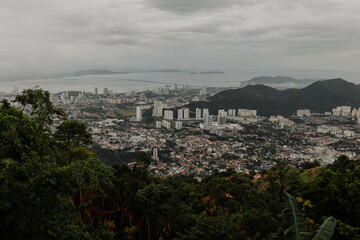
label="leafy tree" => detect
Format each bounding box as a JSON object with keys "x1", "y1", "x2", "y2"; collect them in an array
[
  {"x1": 14, "y1": 88, "x2": 66, "y2": 130},
  {"x1": 54, "y1": 120, "x2": 93, "y2": 147}
]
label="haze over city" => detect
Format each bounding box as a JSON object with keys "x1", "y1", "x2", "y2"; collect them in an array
[{"x1": 1, "y1": 0, "x2": 360, "y2": 81}]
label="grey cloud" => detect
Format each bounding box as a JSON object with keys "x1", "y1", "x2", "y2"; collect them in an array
[
  {"x1": 145, "y1": 0, "x2": 253, "y2": 13},
  {"x1": 1, "y1": 0, "x2": 360, "y2": 75}
]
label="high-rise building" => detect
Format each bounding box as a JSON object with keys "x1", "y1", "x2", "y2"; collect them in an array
[
  {"x1": 162, "y1": 120, "x2": 171, "y2": 129},
  {"x1": 332, "y1": 106, "x2": 351, "y2": 117},
  {"x1": 178, "y1": 109, "x2": 183, "y2": 120},
  {"x1": 94, "y1": 87, "x2": 98, "y2": 95},
  {"x1": 153, "y1": 101, "x2": 163, "y2": 117},
  {"x1": 218, "y1": 109, "x2": 227, "y2": 117},
  {"x1": 153, "y1": 148, "x2": 159, "y2": 161},
  {"x1": 217, "y1": 115, "x2": 226, "y2": 125},
  {"x1": 156, "y1": 121, "x2": 162, "y2": 128},
  {"x1": 204, "y1": 114, "x2": 213, "y2": 126},
  {"x1": 175, "y1": 121, "x2": 183, "y2": 130},
  {"x1": 103, "y1": 87, "x2": 108, "y2": 96},
  {"x1": 200, "y1": 87, "x2": 207, "y2": 96},
  {"x1": 238, "y1": 109, "x2": 257, "y2": 117},
  {"x1": 136, "y1": 106, "x2": 142, "y2": 121},
  {"x1": 184, "y1": 108, "x2": 190, "y2": 119},
  {"x1": 228, "y1": 109, "x2": 236, "y2": 117},
  {"x1": 164, "y1": 110, "x2": 174, "y2": 120},
  {"x1": 196, "y1": 108, "x2": 202, "y2": 119},
  {"x1": 203, "y1": 108, "x2": 209, "y2": 118},
  {"x1": 65, "y1": 91, "x2": 69, "y2": 99},
  {"x1": 297, "y1": 109, "x2": 311, "y2": 117},
  {"x1": 140, "y1": 92, "x2": 146, "y2": 101}
]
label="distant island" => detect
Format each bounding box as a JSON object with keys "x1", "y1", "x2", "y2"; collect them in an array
[
  {"x1": 72, "y1": 69, "x2": 130, "y2": 76},
  {"x1": 241, "y1": 76, "x2": 318, "y2": 85},
  {"x1": 190, "y1": 71, "x2": 225, "y2": 74},
  {"x1": 148, "y1": 69, "x2": 186, "y2": 73}
]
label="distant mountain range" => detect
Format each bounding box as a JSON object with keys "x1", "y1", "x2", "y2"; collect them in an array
[{"x1": 187, "y1": 78, "x2": 360, "y2": 117}]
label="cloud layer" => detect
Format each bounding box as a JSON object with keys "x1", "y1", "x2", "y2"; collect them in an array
[{"x1": 1, "y1": 0, "x2": 360, "y2": 75}]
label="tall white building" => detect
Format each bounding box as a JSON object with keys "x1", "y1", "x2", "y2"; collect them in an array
[
  {"x1": 332, "y1": 106, "x2": 351, "y2": 117},
  {"x1": 136, "y1": 106, "x2": 142, "y2": 121},
  {"x1": 153, "y1": 101, "x2": 163, "y2": 117},
  {"x1": 94, "y1": 87, "x2": 98, "y2": 95},
  {"x1": 175, "y1": 121, "x2": 183, "y2": 130},
  {"x1": 200, "y1": 87, "x2": 207, "y2": 96},
  {"x1": 162, "y1": 120, "x2": 171, "y2": 129},
  {"x1": 196, "y1": 108, "x2": 202, "y2": 119},
  {"x1": 156, "y1": 121, "x2": 162, "y2": 128},
  {"x1": 184, "y1": 108, "x2": 190, "y2": 119},
  {"x1": 238, "y1": 109, "x2": 257, "y2": 117},
  {"x1": 217, "y1": 115, "x2": 226, "y2": 125},
  {"x1": 203, "y1": 108, "x2": 209, "y2": 118},
  {"x1": 103, "y1": 87, "x2": 108, "y2": 96},
  {"x1": 164, "y1": 110, "x2": 174, "y2": 120},
  {"x1": 178, "y1": 109, "x2": 183, "y2": 120},
  {"x1": 228, "y1": 109, "x2": 236, "y2": 117},
  {"x1": 297, "y1": 109, "x2": 311, "y2": 117},
  {"x1": 204, "y1": 114, "x2": 213, "y2": 126},
  {"x1": 218, "y1": 109, "x2": 227, "y2": 117},
  {"x1": 153, "y1": 148, "x2": 159, "y2": 161}
]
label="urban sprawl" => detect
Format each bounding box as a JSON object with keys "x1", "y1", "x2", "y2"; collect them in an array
[{"x1": 2, "y1": 85, "x2": 360, "y2": 178}]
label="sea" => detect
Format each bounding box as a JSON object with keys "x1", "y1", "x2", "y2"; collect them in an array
[{"x1": 1, "y1": 69, "x2": 359, "y2": 94}]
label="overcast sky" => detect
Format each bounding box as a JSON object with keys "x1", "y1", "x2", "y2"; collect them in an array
[{"x1": 1, "y1": 0, "x2": 360, "y2": 75}]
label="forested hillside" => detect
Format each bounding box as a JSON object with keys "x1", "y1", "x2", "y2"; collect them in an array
[
  {"x1": 188, "y1": 78, "x2": 360, "y2": 116},
  {"x1": 1, "y1": 89, "x2": 360, "y2": 239}
]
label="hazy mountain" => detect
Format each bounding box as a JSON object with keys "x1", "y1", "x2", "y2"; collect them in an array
[
  {"x1": 188, "y1": 78, "x2": 360, "y2": 116},
  {"x1": 243, "y1": 76, "x2": 317, "y2": 84}
]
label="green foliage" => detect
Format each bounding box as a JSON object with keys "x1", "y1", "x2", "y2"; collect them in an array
[
  {"x1": 14, "y1": 88, "x2": 66, "y2": 129},
  {"x1": 313, "y1": 217, "x2": 337, "y2": 240},
  {"x1": 283, "y1": 193, "x2": 308, "y2": 240},
  {"x1": 54, "y1": 120, "x2": 93, "y2": 147},
  {"x1": 282, "y1": 193, "x2": 337, "y2": 240}
]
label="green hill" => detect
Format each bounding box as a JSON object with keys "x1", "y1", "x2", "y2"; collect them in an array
[{"x1": 188, "y1": 78, "x2": 360, "y2": 116}]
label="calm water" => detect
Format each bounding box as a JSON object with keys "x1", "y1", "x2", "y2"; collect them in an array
[{"x1": 1, "y1": 69, "x2": 359, "y2": 94}]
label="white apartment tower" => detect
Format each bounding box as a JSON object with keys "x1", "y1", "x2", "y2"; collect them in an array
[
  {"x1": 164, "y1": 110, "x2": 174, "y2": 120},
  {"x1": 153, "y1": 101, "x2": 163, "y2": 117},
  {"x1": 136, "y1": 106, "x2": 142, "y2": 121},
  {"x1": 156, "y1": 121, "x2": 162, "y2": 128},
  {"x1": 175, "y1": 121, "x2": 183, "y2": 130},
  {"x1": 178, "y1": 109, "x2": 183, "y2": 120},
  {"x1": 196, "y1": 108, "x2": 202, "y2": 119},
  {"x1": 217, "y1": 115, "x2": 226, "y2": 125},
  {"x1": 204, "y1": 114, "x2": 213, "y2": 126},
  {"x1": 153, "y1": 148, "x2": 159, "y2": 161},
  {"x1": 203, "y1": 108, "x2": 209, "y2": 118},
  {"x1": 184, "y1": 108, "x2": 190, "y2": 119}
]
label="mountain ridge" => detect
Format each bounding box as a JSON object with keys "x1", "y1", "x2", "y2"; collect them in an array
[{"x1": 188, "y1": 78, "x2": 360, "y2": 116}]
